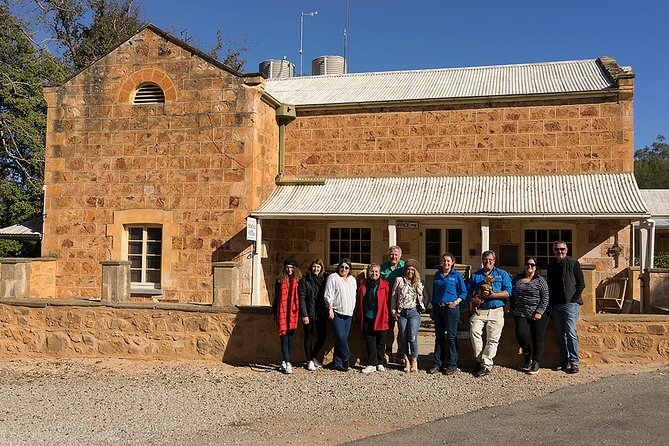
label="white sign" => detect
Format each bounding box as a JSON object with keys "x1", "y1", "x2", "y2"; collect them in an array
[
  {"x1": 246, "y1": 217, "x2": 257, "y2": 241},
  {"x1": 396, "y1": 221, "x2": 418, "y2": 229}
]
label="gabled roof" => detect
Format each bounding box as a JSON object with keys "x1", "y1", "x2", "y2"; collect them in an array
[
  {"x1": 57, "y1": 23, "x2": 261, "y2": 86},
  {"x1": 638, "y1": 190, "x2": 669, "y2": 228},
  {"x1": 0, "y1": 217, "x2": 43, "y2": 240},
  {"x1": 265, "y1": 58, "x2": 630, "y2": 107},
  {"x1": 253, "y1": 173, "x2": 647, "y2": 219}
]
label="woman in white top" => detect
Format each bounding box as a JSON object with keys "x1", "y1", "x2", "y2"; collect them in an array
[
  {"x1": 324, "y1": 258, "x2": 358, "y2": 372},
  {"x1": 391, "y1": 259, "x2": 429, "y2": 373}
]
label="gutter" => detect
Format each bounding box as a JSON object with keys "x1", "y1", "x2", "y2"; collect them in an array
[{"x1": 252, "y1": 212, "x2": 651, "y2": 220}]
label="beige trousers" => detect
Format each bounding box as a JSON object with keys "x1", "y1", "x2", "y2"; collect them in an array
[{"x1": 470, "y1": 307, "x2": 505, "y2": 368}]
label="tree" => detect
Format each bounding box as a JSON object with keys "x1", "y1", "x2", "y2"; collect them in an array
[
  {"x1": 0, "y1": 4, "x2": 65, "y2": 256},
  {"x1": 634, "y1": 135, "x2": 669, "y2": 189},
  {"x1": 209, "y1": 29, "x2": 247, "y2": 72}
]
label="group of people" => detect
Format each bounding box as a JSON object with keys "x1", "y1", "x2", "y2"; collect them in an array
[{"x1": 271, "y1": 241, "x2": 585, "y2": 377}]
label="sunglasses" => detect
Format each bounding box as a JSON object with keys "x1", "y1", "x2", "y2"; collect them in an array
[
  {"x1": 339, "y1": 265, "x2": 350, "y2": 270},
  {"x1": 554, "y1": 248, "x2": 567, "y2": 252},
  {"x1": 525, "y1": 263, "x2": 537, "y2": 267}
]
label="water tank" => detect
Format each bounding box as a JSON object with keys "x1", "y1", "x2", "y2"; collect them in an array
[
  {"x1": 259, "y1": 59, "x2": 295, "y2": 79},
  {"x1": 311, "y1": 55, "x2": 346, "y2": 76}
]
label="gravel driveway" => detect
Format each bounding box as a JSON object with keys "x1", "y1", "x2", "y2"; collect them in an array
[{"x1": 0, "y1": 348, "x2": 660, "y2": 445}]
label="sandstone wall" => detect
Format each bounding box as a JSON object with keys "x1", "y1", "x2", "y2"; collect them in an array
[
  {"x1": 42, "y1": 28, "x2": 278, "y2": 301},
  {"x1": 1, "y1": 302, "x2": 667, "y2": 366},
  {"x1": 283, "y1": 98, "x2": 634, "y2": 178}
]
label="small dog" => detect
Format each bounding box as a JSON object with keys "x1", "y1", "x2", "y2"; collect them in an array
[{"x1": 471, "y1": 275, "x2": 495, "y2": 315}]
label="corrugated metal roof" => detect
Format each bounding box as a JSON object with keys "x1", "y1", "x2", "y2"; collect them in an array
[
  {"x1": 0, "y1": 217, "x2": 43, "y2": 240},
  {"x1": 253, "y1": 173, "x2": 647, "y2": 219},
  {"x1": 265, "y1": 59, "x2": 614, "y2": 106},
  {"x1": 639, "y1": 190, "x2": 669, "y2": 217}
]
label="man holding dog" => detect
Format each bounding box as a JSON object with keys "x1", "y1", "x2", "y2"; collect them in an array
[{"x1": 467, "y1": 250, "x2": 512, "y2": 377}]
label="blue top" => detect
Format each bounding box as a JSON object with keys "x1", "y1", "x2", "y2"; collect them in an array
[
  {"x1": 467, "y1": 267, "x2": 513, "y2": 309},
  {"x1": 432, "y1": 268, "x2": 467, "y2": 304}
]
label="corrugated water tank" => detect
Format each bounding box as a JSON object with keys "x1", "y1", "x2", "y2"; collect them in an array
[
  {"x1": 311, "y1": 55, "x2": 346, "y2": 76},
  {"x1": 259, "y1": 59, "x2": 295, "y2": 79}
]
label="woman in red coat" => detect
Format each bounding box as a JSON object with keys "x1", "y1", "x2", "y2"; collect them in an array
[
  {"x1": 272, "y1": 258, "x2": 302, "y2": 374},
  {"x1": 355, "y1": 263, "x2": 390, "y2": 374}
]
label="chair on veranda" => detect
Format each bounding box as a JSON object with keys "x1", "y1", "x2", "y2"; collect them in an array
[{"x1": 596, "y1": 277, "x2": 630, "y2": 313}]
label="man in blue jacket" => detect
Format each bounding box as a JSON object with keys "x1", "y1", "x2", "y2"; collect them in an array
[{"x1": 467, "y1": 250, "x2": 512, "y2": 377}]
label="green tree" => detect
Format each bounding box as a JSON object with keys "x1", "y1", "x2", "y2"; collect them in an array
[
  {"x1": 634, "y1": 134, "x2": 669, "y2": 189},
  {"x1": 0, "y1": 4, "x2": 65, "y2": 256}
]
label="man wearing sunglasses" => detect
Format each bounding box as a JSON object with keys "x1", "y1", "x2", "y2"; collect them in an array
[{"x1": 547, "y1": 240, "x2": 585, "y2": 374}]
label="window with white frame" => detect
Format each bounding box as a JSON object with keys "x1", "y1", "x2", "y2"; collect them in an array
[
  {"x1": 329, "y1": 226, "x2": 371, "y2": 265},
  {"x1": 128, "y1": 226, "x2": 162, "y2": 289},
  {"x1": 524, "y1": 228, "x2": 572, "y2": 269}
]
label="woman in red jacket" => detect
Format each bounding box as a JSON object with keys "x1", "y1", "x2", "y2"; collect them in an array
[
  {"x1": 355, "y1": 263, "x2": 390, "y2": 374},
  {"x1": 272, "y1": 258, "x2": 302, "y2": 374}
]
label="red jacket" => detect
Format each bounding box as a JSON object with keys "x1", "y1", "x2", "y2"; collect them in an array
[
  {"x1": 355, "y1": 278, "x2": 390, "y2": 332},
  {"x1": 273, "y1": 278, "x2": 299, "y2": 336}
]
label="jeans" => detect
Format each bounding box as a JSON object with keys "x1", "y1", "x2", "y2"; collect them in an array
[
  {"x1": 551, "y1": 303, "x2": 580, "y2": 366},
  {"x1": 330, "y1": 312, "x2": 352, "y2": 368},
  {"x1": 398, "y1": 307, "x2": 421, "y2": 359},
  {"x1": 514, "y1": 313, "x2": 550, "y2": 364},
  {"x1": 470, "y1": 307, "x2": 505, "y2": 368},
  {"x1": 433, "y1": 305, "x2": 460, "y2": 370},
  {"x1": 280, "y1": 329, "x2": 296, "y2": 363},
  {"x1": 303, "y1": 316, "x2": 328, "y2": 361},
  {"x1": 363, "y1": 318, "x2": 386, "y2": 366}
]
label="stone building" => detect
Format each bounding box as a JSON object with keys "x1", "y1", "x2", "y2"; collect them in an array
[
  {"x1": 34, "y1": 23, "x2": 654, "y2": 307},
  {"x1": 2, "y1": 23, "x2": 669, "y2": 365}
]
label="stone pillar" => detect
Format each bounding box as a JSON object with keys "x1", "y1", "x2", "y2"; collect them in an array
[
  {"x1": 0, "y1": 259, "x2": 32, "y2": 298},
  {"x1": 100, "y1": 261, "x2": 130, "y2": 303},
  {"x1": 580, "y1": 263, "x2": 596, "y2": 315},
  {"x1": 213, "y1": 262, "x2": 240, "y2": 307}
]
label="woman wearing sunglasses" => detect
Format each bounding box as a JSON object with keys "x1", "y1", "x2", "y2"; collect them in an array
[
  {"x1": 511, "y1": 257, "x2": 550, "y2": 375},
  {"x1": 324, "y1": 258, "x2": 358, "y2": 371}
]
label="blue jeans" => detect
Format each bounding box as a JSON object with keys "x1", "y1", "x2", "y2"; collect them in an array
[
  {"x1": 551, "y1": 303, "x2": 580, "y2": 366},
  {"x1": 433, "y1": 305, "x2": 460, "y2": 370},
  {"x1": 398, "y1": 307, "x2": 421, "y2": 359},
  {"x1": 330, "y1": 313, "x2": 352, "y2": 368}
]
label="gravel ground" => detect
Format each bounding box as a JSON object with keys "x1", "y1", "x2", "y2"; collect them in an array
[{"x1": 0, "y1": 344, "x2": 660, "y2": 446}]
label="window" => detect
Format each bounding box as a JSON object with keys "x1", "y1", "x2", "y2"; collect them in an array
[
  {"x1": 132, "y1": 83, "x2": 165, "y2": 105},
  {"x1": 524, "y1": 229, "x2": 572, "y2": 269},
  {"x1": 329, "y1": 227, "x2": 371, "y2": 265},
  {"x1": 128, "y1": 226, "x2": 162, "y2": 289},
  {"x1": 424, "y1": 228, "x2": 463, "y2": 269}
]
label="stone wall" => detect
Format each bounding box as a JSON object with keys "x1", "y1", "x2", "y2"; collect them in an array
[
  {"x1": 1, "y1": 301, "x2": 667, "y2": 366},
  {"x1": 29, "y1": 258, "x2": 57, "y2": 298},
  {"x1": 283, "y1": 98, "x2": 634, "y2": 178},
  {"x1": 42, "y1": 27, "x2": 277, "y2": 301}
]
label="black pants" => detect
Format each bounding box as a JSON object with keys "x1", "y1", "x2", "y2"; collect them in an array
[
  {"x1": 514, "y1": 314, "x2": 550, "y2": 363},
  {"x1": 363, "y1": 318, "x2": 386, "y2": 366},
  {"x1": 280, "y1": 329, "x2": 296, "y2": 362},
  {"x1": 303, "y1": 316, "x2": 328, "y2": 361}
]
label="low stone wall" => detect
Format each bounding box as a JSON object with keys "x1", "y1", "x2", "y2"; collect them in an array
[
  {"x1": 1, "y1": 300, "x2": 668, "y2": 367},
  {"x1": 29, "y1": 258, "x2": 57, "y2": 298}
]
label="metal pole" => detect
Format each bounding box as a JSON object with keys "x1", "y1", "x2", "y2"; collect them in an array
[{"x1": 299, "y1": 11, "x2": 318, "y2": 76}]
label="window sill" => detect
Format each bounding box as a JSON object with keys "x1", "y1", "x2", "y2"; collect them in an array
[{"x1": 130, "y1": 288, "x2": 163, "y2": 296}]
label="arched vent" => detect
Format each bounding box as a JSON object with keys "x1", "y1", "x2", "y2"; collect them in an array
[{"x1": 132, "y1": 83, "x2": 165, "y2": 105}]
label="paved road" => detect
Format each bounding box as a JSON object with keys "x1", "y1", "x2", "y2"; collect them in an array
[{"x1": 347, "y1": 368, "x2": 669, "y2": 446}]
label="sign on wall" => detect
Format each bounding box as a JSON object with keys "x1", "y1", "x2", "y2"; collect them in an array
[{"x1": 246, "y1": 217, "x2": 257, "y2": 241}]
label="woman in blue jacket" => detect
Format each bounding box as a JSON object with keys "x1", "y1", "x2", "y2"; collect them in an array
[{"x1": 429, "y1": 252, "x2": 467, "y2": 375}]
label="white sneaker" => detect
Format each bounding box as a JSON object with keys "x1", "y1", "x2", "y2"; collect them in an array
[
  {"x1": 279, "y1": 361, "x2": 286, "y2": 372},
  {"x1": 361, "y1": 365, "x2": 376, "y2": 374},
  {"x1": 285, "y1": 362, "x2": 293, "y2": 374},
  {"x1": 312, "y1": 358, "x2": 323, "y2": 368},
  {"x1": 376, "y1": 364, "x2": 385, "y2": 372},
  {"x1": 306, "y1": 360, "x2": 316, "y2": 371}
]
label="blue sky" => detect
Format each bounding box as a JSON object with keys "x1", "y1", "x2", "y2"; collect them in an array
[{"x1": 141, "y1": 0, "x2": 668, "y2": 149}]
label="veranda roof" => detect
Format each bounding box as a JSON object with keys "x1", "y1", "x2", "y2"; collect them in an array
[
  {"x1": 0, "y1": 217, "x2": 43, "y2": 240},
  {"x1": 252, "y1": 173, "x2": 648, "y2": 220}
]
